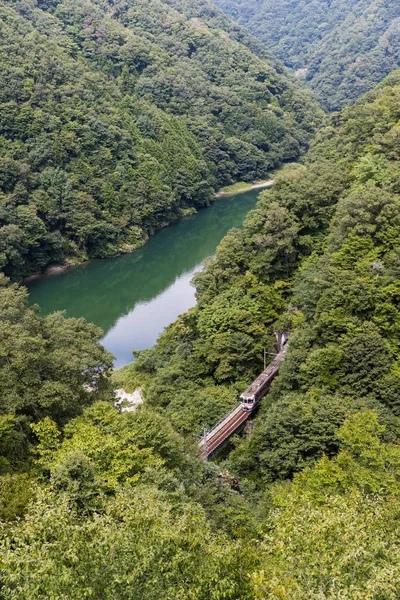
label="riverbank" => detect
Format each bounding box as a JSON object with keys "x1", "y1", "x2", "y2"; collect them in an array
[
  {"x1": 216, "y1": 179, "x2": 274, "y2": 198},
  {"x1": 215, "y1": 162, "x2": 305, "y2": 197},
  {"x1": 28, "y1": 187, "x2": 263, "y2": 366},
  {"x1": 23, "y1": 261, "x2": 84, "y2": 284},
  {"x1": 24, "y1": 183, "x2": 272, "y2": 284}
]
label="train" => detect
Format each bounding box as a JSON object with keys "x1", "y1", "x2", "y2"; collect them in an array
[{"x1": 240, "y1": 338, "x2": 288, "y2": 411}]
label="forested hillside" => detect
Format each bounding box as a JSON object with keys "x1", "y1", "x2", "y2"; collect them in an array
[
  {"x1": 2, "y1": 69, "x2": 399, "y2": 598},
  {"x1": 0, "y1": 0, "x2": 321, "y2": 280},
  {"x1": 125, "y1": 70, "x2": 400, "y2": 439},
  {"x1": 3, "y1": 0, "x2": 400, "y2": 596},
  {"x1": 214, "y1": 0, "x2": 400, "y2": 110},
  {"x1": 111, "y1": 71, "x2": 400, "y2": 595}
]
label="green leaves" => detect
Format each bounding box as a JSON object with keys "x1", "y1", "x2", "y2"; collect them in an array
[
  {"x1": 251, "y1": 411, "x2": 400, "y2": 598},
  {"x1": 0, "y1": 484, "x2": 255, "y2": 600},
  {"x1": 229, "y1": 392, "x2": 348, "y2": 484},
  {"x1": 215, "y1": 0, "x2": 400, "y2": 111},
  {"x1": 0, "y1": 278, "x2": 113, "y2": 429},
  {"x1": 254, "y1": 489, "x2": 400, "y2": 600},
  {"x1": 0, "y1": 0, "x2": 322, "y2": 280}
]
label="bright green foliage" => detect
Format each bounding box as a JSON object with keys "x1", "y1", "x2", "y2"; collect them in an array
[
  {"x1": 1, "y1": 485, "x2": 256, "y2": 600},
  {"x1": 30, "y1": 417, "x2": 61, "y2": 473},
  {"x1": 215, "y1": 0, "x2": 400, "y2": 110},
  {"x1": 36, "y1": 402, "x2": 188, "y2": 493},
  {"x1": 29, "y1": 399, "x2": 258, "y2": 535},
  {"x1": 1, "y1": 400, "x2": 258, "y2": 598},
  {"x1": 255, "y1": 490, "x2": 400, "y2": 599},
  {"x1": 0, "y1": 275, "x2": 113, "y2": 485},
  {"x1": 0, "y1": 276, "x2": 113, "y2": 426},
  {"x1": 0, "y1": 0, "x2": 322, "y2": 280},
  {"x1": 252, "y1": 412, "x2": 400, "y2": 598}
]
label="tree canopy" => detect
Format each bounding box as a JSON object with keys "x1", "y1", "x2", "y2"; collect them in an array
[
  {"x1": 3, "y1": 3, "x2": 400, "y2": 597},
  {"x1": 0, "y1": 0, "x2": 322, "y2": 280},
  {"x1": 124, "y1": 71, "x2": 400, "y2": 492},
  {"x1": 214, "y1": 0, "x2": 400, "y2": 110}
]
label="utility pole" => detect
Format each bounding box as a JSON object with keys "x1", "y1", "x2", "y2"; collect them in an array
[
  {"x1": 263, "y1": 346, "x2": 277, "y2": 369},
  {"x1": 203, "y1": 426, "x2": 208, "y2": 461}
]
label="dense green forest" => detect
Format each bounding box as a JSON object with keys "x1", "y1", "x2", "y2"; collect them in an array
[
  {"x1": 214, "y1": 0, "x2": 400, "y2": 110},
  {"x1": 2, "y1": 52, "x2": 400, "y2": 595},
  {"x1": 3, "y1": 0, "x2": 400, "y2": 597},
  {"x1": 0, "y1": 0, "x2": 322, "y2": 280},
  {"x1": 116, "y1": 70, "x2": 400, "y2": 595}
]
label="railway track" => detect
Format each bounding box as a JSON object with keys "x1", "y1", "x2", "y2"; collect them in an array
[
  {"x1": 199, "y1": 334, "x2": 288, "y2": 459},
  {"x1": 199, "y1": 404, "x2": 252, "y2": 459}
]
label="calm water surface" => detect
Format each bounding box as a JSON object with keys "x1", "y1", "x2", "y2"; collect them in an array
[{"x1": 28, "y1": 190, "x2": 260, "y2": 367}]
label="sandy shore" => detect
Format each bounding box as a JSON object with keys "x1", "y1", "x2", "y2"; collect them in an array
[
  {"x1": 23, "y1": 261, "x2": 82, "y2": 284},
  {"x1": 216, "y1": 179, "x2": 274, "y2": 198}
]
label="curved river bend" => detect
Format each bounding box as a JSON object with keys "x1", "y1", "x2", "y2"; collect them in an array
[{"x1": 28, "y1": 189, "x2": 260, "y2": 367}]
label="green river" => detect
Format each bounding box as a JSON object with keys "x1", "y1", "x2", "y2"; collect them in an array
[{"x1": 28, "y1": 189, "x2": 260, "y2": 367}]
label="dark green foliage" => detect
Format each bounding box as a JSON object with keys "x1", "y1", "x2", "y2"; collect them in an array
[
  {"x1": 50, "y1": 451, "x2": 99, "y2": 512},
  {"x1": 0, "y1": 0, "x2": 322, "y2": 280},
  {"x1": 125, "y1": 72, "x2": 400, "y2": 490},
  {"x1": 229, "y1": 72, "x2": 400, "y2": 483},
  {"x1": 214, "y1": 0, "x2": 400, "y2": 110},
  {"x1": 230, "y1": 393, "x2": 348, "y2": 483},
  {"x1": 129, "y1": 161, "x2": 347, "y2": 434},
  {"x1": 0, "y1": 276, "x2": 113, "y2": 426},
  {"x1": 0, "y1": 473, "x2": 34, "y2": 521}
]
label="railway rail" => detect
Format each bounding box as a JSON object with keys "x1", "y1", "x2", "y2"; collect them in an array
[{"x1": 199, "y1": 334, "x2": 288, "y2": 460}]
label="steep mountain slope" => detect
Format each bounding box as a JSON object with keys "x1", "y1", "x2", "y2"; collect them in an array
[
  {"x1": 214, "y1": 0, "x2": 400, "y2": 110},
  {"x1": 106, "y1": 71, "x2": 400, "y2": 596},
  {"x1": 3, "y1": 70, "x2": 400, "y2": 599},
  {"x1": 3, "y1": 65, "x2": 400, "y2": 597},
  {"x1": 0, "y1": 0, "x2": 322, "y2": 280},
  {"x1": 124, "y1": 69, "x2": 400, "y2": 460}
]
